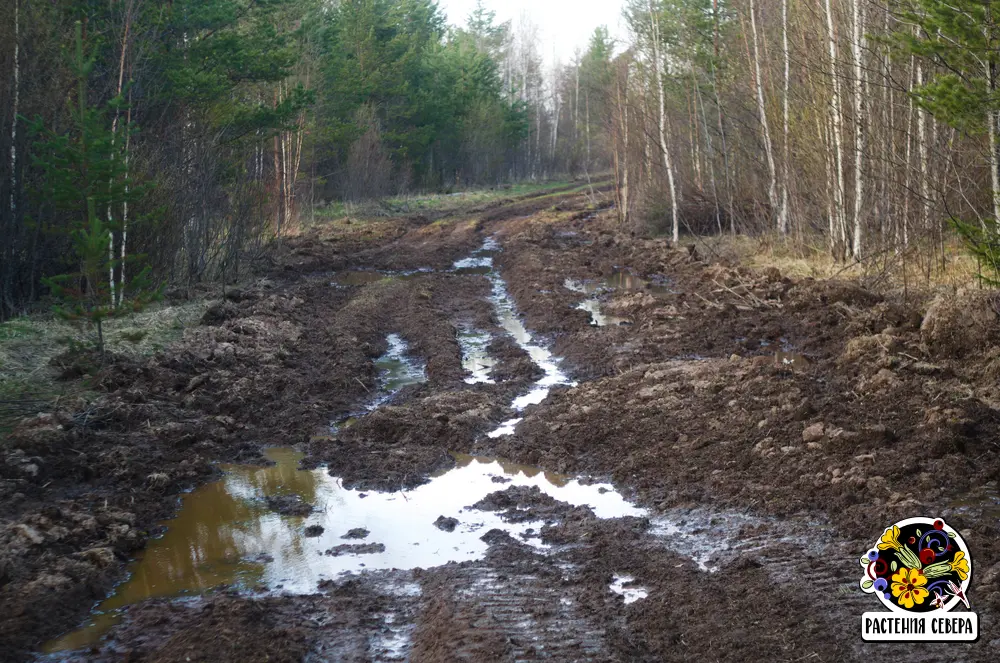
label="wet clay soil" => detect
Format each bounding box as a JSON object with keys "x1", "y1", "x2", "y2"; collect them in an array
[{"x1": 4, "y1": 185, "x2": 1000, "y2": 662}]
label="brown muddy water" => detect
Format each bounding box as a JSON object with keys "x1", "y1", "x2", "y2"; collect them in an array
[
  {"x1": 564, "y1": 271, "x2": 674, "y2": 297},
  {"x1": 574, "y1": 299, "x2": 629, "y2": 328},
  {"x1": 563, "y1": 273, "x2": 674, "y2": 327},
  {"x1": 45, "y1": 449, "x2": 644, "y2": 653},
  {"x1": 45, "y1": 240, "x2": 660, "y2": 656},
  {"x1": 775, "y1": 350, "x2": 811, "y2": 370},
  {"x1": 331, "y1": 269, "x2": 432, "y2": 287},
  {"x1": 373, "y1": 334, "x2": 426, "y2": 394}
]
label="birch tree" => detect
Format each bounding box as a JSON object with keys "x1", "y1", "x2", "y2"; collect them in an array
[
  {"x1": 851, "y1": 0, "x2": 866, "y2": 258},
  {"x1": 779, "y1": 0, "x2": 790, "y2": 235},
  {"x1": 647, "y1": 0, "x2": 680, "y2": 243},
  {"x1": 824, "y1": 0, "x2": 847, "y2": 257},
  {"x1": 748, "y1": 0, "x2": 779, "y2": 226},
  {"x1": 9, "y1": 0, "x2": 19, "y2": 222}
]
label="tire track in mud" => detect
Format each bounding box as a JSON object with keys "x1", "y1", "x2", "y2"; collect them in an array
[{"x1": 415, "y1": 562, "x2": 610, "y2": 662}]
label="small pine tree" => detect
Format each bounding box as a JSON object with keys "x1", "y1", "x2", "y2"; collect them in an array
[
  {"x1": 34, "y1": 22, "x2": 159, "y2": 355},
  {"x1": 952, "y1": 218, "x2": 1000, "y2": 286},
  {"x1": 43, "y1": 199, "x2": 158, "y2": 353}
]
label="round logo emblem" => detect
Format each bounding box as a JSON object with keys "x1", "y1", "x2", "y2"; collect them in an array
[{"x1": 859, "y1": 517, "x2": 971, "y2": 613}]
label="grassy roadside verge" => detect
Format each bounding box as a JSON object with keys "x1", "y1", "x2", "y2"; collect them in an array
[
  {"x1": 307, "y1": 179, "x2": 601, "y2": 225},
  {"x1": 0, "y1": 300, "x2": 210, "y2": 436},
  {"x1": 685, "y1": 231, "x2": 982, "y2": 292}
]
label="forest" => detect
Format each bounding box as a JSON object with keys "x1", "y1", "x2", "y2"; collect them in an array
[
  {"x1": 608, "y1": 0, "x2": 1000, "y2": 271},
  {"x1": 6, "y1": 0, "x2": 1000, "y2": 322},
  {"x1": 0, "y1": 0, "x2": 581, "y2": 320}
]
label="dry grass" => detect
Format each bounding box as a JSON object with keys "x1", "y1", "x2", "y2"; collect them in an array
[
  {"x1": 0, "y1": 300, "x2": 210, "y2": 433},
  {"x1": 691, "y1": 232, "x2": 983, "y2": 293}
]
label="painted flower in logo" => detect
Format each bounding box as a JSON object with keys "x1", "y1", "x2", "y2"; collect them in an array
[
  {"x1": 950, "y1": 552, "x2": 970, "y2": 581},
  {"x1": 924, "y1": 550, "x2": 970, "y2": 581},
  {"x1": 891, "y1": 567, "x2": 929, "y2": 609},
  {"x1": 878, "y1": 525, "x2": 902, "y2": 551}
]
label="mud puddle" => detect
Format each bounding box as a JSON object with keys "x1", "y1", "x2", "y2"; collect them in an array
[
  {"x1": 457, "y1": 328, "x2": 496, "y2": 384},
  {"x1": 453, "y1": 240, "x2": 576, "y2": 437},
  {"x1": 564, "y1": 271, "x2": 674, "y2": 297},
  {"x1": 775, "y1": 350, "x2": 810, "y2": 370},
  {"x1": 609, "y1": 574, "x2": 649, "y2": 604},
  {"x1": 574, "y1": 299, "x2": 629, "y2": 327},
  {"x1": 564, "y1": 275, "x2": 660, "y2": 327},
  {"x1": 650, "y1": 508, "x2": 826, "y2": 574},
  {"x1": 332, "y1": 269, "x2": 432, "y2": 287},
  {"x1": 373, "y1": 334, "x2": 426, "y2": 396},
  {"x1": 46, "y1": 450, "x2": 643, "y2": 653},
  {"x1": 949, "y1": 484, "x2": 1000, "y2": 520},
  {"x1": 331, "y1": 334, "x2": 426, "y2": 431}
]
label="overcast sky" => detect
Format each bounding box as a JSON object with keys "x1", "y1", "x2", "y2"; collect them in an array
[{"x1": 437, "y1": 0, "x2": 628, "y2": 67}]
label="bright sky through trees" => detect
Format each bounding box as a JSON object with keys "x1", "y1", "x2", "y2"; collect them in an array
[{"x1": 438, "y1": 0, "x2": 627, "y2": 65}]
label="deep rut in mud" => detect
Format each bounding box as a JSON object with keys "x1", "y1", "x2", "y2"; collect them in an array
[{"x1": 5, "y1": 187, "x2": 1000, "y2": 662}]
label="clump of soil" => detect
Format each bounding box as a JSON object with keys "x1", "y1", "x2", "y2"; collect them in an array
[
  {"x1": 341, "y1": 528, "x2": 369, "y2": 540},
  {"x1": 433, "y1": 516, "x2": 459, "y2": 532},
  {"x1": 265, "y1": 495, "x2": 313, "y2": 517},
  {"x1": 324, "y1": 543, "x2": 385, "y2": 556},
  {"x1": 303, "y1": 525, "x2": 324, "y2": 538},
  {"x1": 471, "y1": 485, "x2": 593, "y2": 524}
]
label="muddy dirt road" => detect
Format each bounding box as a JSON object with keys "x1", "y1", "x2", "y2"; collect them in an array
[{"x1": 3, "y1": 187, "x2": 1000, "y2": 661}]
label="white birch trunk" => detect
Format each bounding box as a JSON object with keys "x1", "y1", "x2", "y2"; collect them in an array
[
  {"x1": 749, "y1": 0, "x2": 778, "y2": 219},
  {"x1": 551, "y1": 86, "x2": 560, "y2": 165},
  {"x1": 852, "y1": 0, "x2": 866, "y2": 258},
  {"x1": 688, "y1": 85, "x2": 702, "y2": 191},
  {"x1": 648, "y1": 0, "x2": 679, "y2": 243},
  {"x1": 108, "y1": 9, "x2": 132, "y2": 305},
  {"x1": 779, "y1": 0, "x2": 790, "y2": 235},
  {"x1": 574, "y1": 65, "x2": 580, "y2": 146},
  {"x1": 902, "y1": 59, "x2": 914, "y2": 249},
  {"x1": 987, "y1": 42, "x2": 1000, "y2": 225},
  {"x1": 120, "y1": 103, "x2": 131, "y2": 302},
  {"x1": 695, "y1": 77, "x2": 722, "y2": 233},
  {"x1": 824, "y1": 0, "x2": 847, "y2": 258},
  {"x1": 990, "y1": 110, "x2": 1000, "y2": 226},
  {"x1": 9, "y1": 0, "x2": 19, "y2": 220},
  {"x1": 916, "y1": 62, "x2": 929, "y2": 232},
  {"x1": 711, "y1": 63, "x2": 734, "y2": 234},
  {"x1": 617, "y1": 67, "x2": 630, "y2": 227}
]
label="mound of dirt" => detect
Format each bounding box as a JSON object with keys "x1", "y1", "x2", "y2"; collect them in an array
[
  {"x1": 471, "y1": 485, "x2": 593, "y2": 524},
  {"x1": 265, "y1": 495, "x2": 313, "y2": 517},
  {"x1": 921, "y1": 289, "x2": 1000, "y2": 358},
  {"x1": 324, "y1": 543, "x2": 385, "y2": 556}
]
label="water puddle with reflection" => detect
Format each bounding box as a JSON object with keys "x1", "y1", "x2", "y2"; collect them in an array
[
  {"x1": 330, "y1": 334, "x2": 426, "y2": 432},
  {"x1": 373, "y1": 334, "x2": 426, "y2": 396},
  {"x1": 453, "y1": 240, "x2": 576, "y2": 437},
  {"x1": 457, "y1": 328, "x2": 496, "y2": 384},
  {"x1": 565, "y1": 271, "x2": 675, "y2": 297},
  {"x1": 949, "y1": 485, "x2": 1000, "y2": 520},
  {"x1": 775, "y1": 351, "x2": 810, "y2": 370},
  {"x1": 332, "y1": 269, "x2": 433, "y2": 287},
  {"x1": 609, "y1": 574, "x2": 649, "y2": 604},
  {"x1": 574, "y1": 299, "x2": 629, "y2": 328},
  {"x1": 564, "y1": 273, "x2": 673, "y2": 327},
  {"x1": 46, "y1": 451, "x2": 643, "y2": 653}
]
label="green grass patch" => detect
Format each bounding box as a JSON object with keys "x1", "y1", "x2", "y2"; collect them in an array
[
  {"x1": 0, "y1": 300, "x2": 210, "y2": 436},
  {"x1": 309, "y1": 180, "x2": 589, "y2": 225}
]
